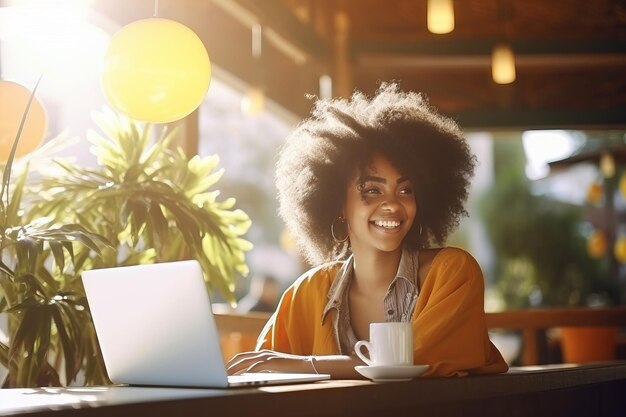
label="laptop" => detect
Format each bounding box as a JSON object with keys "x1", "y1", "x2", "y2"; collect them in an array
[{"x1": 81, "y1": 260, "x2": 330, "y2": 388}]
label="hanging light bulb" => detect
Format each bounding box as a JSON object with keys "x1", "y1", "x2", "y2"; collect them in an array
[
  {"x1": 241, "y1": 87, "x2": 265, "y2": 116},
  {"x1": 319, "y1": 75, "x2": 332, "y2": 100},
  {"x1": 241, "y1": 24, "x2": 265, "y2": 117},
  {"x1": 599, "y1": 152, "x2": 616, "y2": 178},
  {"x1": 427, "y1": 0, "x2": 455, "y2": 34},
  {"x1": 492, "y1": 43, "x2": 516, "y2": 84},
  {"x1": 251, "y1": 23, "x2": 262, "y2": 60}
]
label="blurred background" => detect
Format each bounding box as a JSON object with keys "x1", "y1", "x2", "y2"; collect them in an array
[{"x1": 1, "y1": 0, "x2": 625, "y2": 317}]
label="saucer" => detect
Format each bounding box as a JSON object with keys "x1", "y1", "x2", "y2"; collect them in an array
[{"x1": 355, "y1": 364, "x2": 429, "y2": 382}]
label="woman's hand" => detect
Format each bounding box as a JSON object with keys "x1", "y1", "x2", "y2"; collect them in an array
[
  {"x1": 226, "y1": 351, "x2": 365, "y2": 379},
  {"x1": 226, "y1": 350, "x2": 315, "y2": 375}
]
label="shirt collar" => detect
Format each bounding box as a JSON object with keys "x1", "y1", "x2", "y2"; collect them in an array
[
  {"x1": 396, "y1": 248, "x2": 419, "y2": 287},
  {"x1": 321, "y1": 255, "x2": 354, "y2": 324},
  {"x1": 321, "y1": 249, "x2": 419, "y2": 324}
]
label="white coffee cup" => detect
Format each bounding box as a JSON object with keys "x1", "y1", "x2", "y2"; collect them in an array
[{"x1": 355, "y1": 322, "x2": 413, "y2": 367}]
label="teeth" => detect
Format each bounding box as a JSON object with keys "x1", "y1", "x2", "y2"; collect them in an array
[{"x1": 374, "y1": 220, "x2": 400, "y2": 228}]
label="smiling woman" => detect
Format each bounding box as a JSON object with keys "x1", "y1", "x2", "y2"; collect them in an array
[{"x1": 226, "y1": 83, "x2": 508, "y2": 380}]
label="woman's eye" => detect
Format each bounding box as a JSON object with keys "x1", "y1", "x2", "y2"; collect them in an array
[
  {"x1": 400, "y1": 188, "x2": 414, "y2": 195},
  {"x1": 363, "y1": 187, "x2": 381, "y2": 194}
]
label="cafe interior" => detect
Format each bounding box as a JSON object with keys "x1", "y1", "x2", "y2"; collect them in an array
[{"x1": 1, "y1": 0, "x2": 626, "y2": 415}]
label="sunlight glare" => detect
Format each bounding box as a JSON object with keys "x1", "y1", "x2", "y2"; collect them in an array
[
  {"x1": 0, "y1": 1, "x2": 107, "y2": 94},
  {"x1": 522, "y1": 130, "x2": 581, "y2": 180}
]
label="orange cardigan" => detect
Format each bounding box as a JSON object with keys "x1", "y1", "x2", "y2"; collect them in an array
[{"x1": 256, "y1": 247, "x2": 508, "y2": 377}]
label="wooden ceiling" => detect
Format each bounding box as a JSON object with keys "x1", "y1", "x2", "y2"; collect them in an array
[{"x1": 92, "y1": 0, "x2": 626, "y2": 129}]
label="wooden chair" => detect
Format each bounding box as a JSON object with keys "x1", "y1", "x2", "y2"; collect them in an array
[
  {"x1": 214, "y1": 307, "x2": 626, "y2": 366},
  {"x1": 214, "y1": 311, "x2": 271, "y2": 362}
]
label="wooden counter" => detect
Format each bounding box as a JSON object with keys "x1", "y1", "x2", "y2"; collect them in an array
[{"x1": 1, "y1": 361, "x2": 625, "y2": 417}]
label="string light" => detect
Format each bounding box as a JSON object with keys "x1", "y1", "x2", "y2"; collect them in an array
[{"x1": 599, "y1": 152, "x2": 615, "y2": 178}]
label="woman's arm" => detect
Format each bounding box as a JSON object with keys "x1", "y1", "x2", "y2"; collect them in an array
[
  {"x1": 414, "y1": 248, "x2": 508, "y2": 376},
  {"x1": 229, "y1": 266, "x2": 363, "y2": 378},
  {"x1": 226, "y1": 351, "x2": 364, "y2": 379}
]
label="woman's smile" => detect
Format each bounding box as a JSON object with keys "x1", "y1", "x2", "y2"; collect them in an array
[{"x1": 370, "y1": 219, "x2": 403, "y2": 232}]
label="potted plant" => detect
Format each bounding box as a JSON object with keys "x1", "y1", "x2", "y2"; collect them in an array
[
  {"x1": 1, "y1": 83, "x2": 111, "y2": 387},
  {"x1": 1, "y1": 103, "x2": 252, "y2": 387},
  {"x1": 479, "y1": 139, "x2": 618, "y2": 364}
]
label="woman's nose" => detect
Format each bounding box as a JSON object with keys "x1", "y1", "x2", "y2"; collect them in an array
[{"x1": 381, "y1": 199, "x2": 400, "y2": 211}]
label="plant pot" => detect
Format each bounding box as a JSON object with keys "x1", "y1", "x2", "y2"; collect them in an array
[{"x1": 560, "y1": 326, "x2": 617, "y2": 363}]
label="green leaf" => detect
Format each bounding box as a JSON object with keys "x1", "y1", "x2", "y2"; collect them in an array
[
  {"x1": 0, "y1": 259, "x2": 14, "y2": 276},
  {"x1": 127, "y1": 199, "x2": 148, "y2": 246},
  {"x1": 51, "y1": 302, "x2": 80, "y2": 384},
  {"x1": 5, "y1": 163, "x2": 29, "y2": 225},
  {"x1": 49, "y1": 241, "x2": 66, "y2": 273},
  {"x1": 9, "y1": 304, "x2": 52, "y2": 386},
  {"x1": 0, "y1": 340, "x2": 8, "y2": 369},
  {"x1": 148, "y1": 201, "x2": 169, "y2": 247}
]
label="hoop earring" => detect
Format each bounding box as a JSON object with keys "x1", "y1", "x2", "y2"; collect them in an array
[{"x1": 331, "y1": 217, "x2": 349, "y2": 243}]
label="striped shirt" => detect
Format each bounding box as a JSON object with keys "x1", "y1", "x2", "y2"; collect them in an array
[{"x1": 321, "y1": 249, "x2": 420, "y2": 355}]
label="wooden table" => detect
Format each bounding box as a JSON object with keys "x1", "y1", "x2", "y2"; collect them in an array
[{"x1": 1, "y1": 361, "x2": 625, "y2": 417}]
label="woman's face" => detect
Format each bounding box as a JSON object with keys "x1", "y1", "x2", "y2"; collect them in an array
[{"x1": 343, "y1": 153, "x2": 416, "y2": 256}]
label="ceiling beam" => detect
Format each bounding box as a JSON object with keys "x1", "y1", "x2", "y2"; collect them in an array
[
  {"x1": 456, "y1": 108, "x2": 626, "y2": 130},
  {"x1": 357, "y1": 53, "x2": 626, "y2": 69},
  {"x1": 351, "y1": 38, "x2": 626, "y2": 57}
]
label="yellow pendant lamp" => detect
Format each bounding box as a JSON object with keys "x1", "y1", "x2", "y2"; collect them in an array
[
  {"x1": 427, "y1": 0, "x2": 455, "y2": 34},
  {"x1": 492, "y1": 43, "x2": 516, "y2": 84},
  {"x1": 102, "y1": 18, "x2": 211, "y2": 123},
  {"x1": 0, "y1": 80, "x2": 47, "y2": 161}
]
